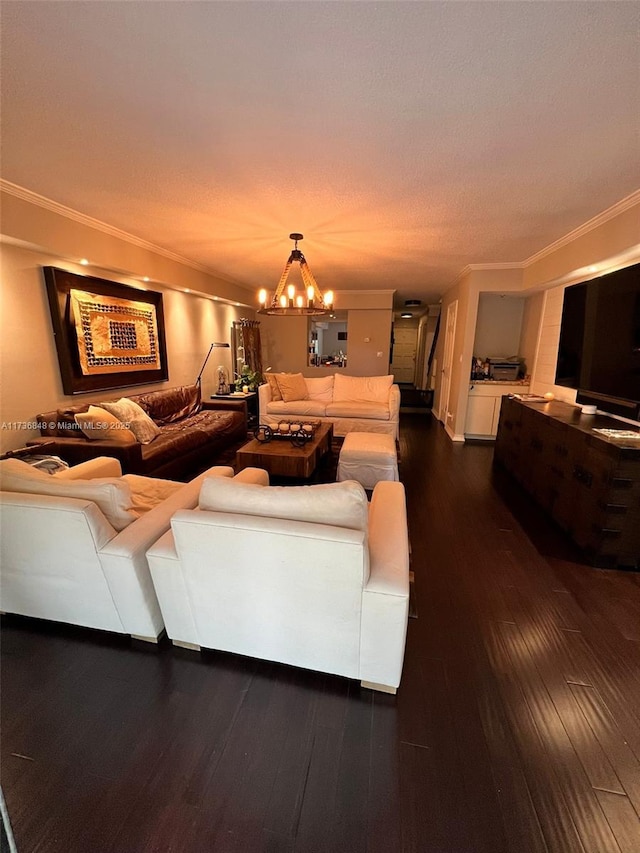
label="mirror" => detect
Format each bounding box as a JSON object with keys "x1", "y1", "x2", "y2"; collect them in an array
[{"x1": 308, "y1": 310, "x2": 348, "y2": 367}]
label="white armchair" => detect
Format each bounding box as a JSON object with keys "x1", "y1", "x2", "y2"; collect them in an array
[
  {"x1": 0, "y1": 457, "x2": 266, "y2": 641},
  {"x1": 147, "y1": 475, "x2": 410, "y2": 692}
]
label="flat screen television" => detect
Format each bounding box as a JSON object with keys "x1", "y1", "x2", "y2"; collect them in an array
[{"x1": 554, "y1": 263, "x2": 640, "y2": 421}]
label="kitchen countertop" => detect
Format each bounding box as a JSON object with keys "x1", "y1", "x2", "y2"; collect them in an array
[{"x1": 469, "y1": 378, "x2": 530, "y2": 385}]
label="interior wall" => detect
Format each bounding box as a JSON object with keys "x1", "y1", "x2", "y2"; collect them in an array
[
  {"x1": 260, "y1": 307, "x2": 393, "y2": 377},
  {"x1": 1, "y1": 189, "x2": 253, "y2": 306},
  {"x1": 528, "y1": 284, "x2": 577, "y2": 402},
  {"x1": 344, "y1": 310, "x2": 393, "y2": 376},
  {"x1": 0, "y1": 246, "x2": 246, "y2": 453},
  {"x1": 473, "y1": 294, "x2": 525, "y2": 360},
  {"x1": 259, "y1": 315, "x2": 311, "y2": 375},
  {"x1": 518, "y1": 291, "x2": 545, "y2": 380}
]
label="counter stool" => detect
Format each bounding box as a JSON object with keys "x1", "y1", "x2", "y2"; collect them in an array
[{"x1": 337, "y1": 432, "x2": 399, "y2": 490}]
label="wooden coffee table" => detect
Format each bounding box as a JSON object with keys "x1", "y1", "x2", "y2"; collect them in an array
[{"x1": 236, "y1": 422, "x2": 334, "y2": 480}]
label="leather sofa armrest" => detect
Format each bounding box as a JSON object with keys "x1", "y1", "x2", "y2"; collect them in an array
[
  {"x1": 202, "y1": 399, "x2": 242, "y2": 411},
  {"x1": 54, "y1": 457, "x2": 123, "y2": 480},
  {"x1": 28, "y1": 436, "x2": 144, "y2": 471}
]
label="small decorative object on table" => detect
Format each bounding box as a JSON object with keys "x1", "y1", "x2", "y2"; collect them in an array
[
  {"x1": 253, "y1": 419, "x2": 320, "y2": 446},
  {"x1": 216, "y1": 365, "x2": 230, "y2": 395}
]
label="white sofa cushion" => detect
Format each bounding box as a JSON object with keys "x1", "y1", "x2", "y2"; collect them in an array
[
  {"x1": 326, "y1": 400, "x2": 390, "y2": 420},
  {"x1": 0, "y1": 458, "x2": 138, "y2": 531},
  {"x1": 305, "y1": 376, "x2": 334, "y2": 402},
  {"x1": 266, "y1": 400, "x2": 328, "y2": 417},
  {"x1": 333, "y1": 374, "x2": 393, "y2": 403},
  {"x1": 199, "y1": 477, "x2": 369, "y2": 531},
  {"x1": 74, "y1": 406, "x2": 137, "y2": 443},
  {"x1": 122, "y1": 474, "x2": 183, "y2": 514}
]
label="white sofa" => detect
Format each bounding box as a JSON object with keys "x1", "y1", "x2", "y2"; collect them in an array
[
  {"x1": 0, "y1": 456, "x2": 265, "y2": 641},
  {"x1": 258, "y1": 373, "x2": 400, "y2": 440},
  {"x1": 147, "y1": 475, "x2": 410, "y2": 692}
]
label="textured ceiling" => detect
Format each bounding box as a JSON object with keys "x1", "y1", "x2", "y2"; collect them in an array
[{"x1": 1, "y1": 1, "x2": 639, "y2": 310}]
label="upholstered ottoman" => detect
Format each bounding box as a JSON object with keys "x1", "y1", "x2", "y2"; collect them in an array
[{"x1": 337, "y1": 432, "x2": 398, "y2": 490}]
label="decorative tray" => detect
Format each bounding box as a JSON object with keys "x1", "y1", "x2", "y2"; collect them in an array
[
  {"x1": 269, "y1": 419, "x2": 320, "y2": 438},
  {"x1": 254, "y1": 420, "x2": 321, "y2": 445}
]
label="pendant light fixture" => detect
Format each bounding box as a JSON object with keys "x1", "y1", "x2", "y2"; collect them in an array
[{"x1": 257, "y1": 233, "x2": 333, "y2": 316}]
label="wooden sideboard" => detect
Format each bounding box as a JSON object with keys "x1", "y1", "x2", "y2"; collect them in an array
[{"x1": 494, "y1": 396, "x2": 640, "y2": 569}]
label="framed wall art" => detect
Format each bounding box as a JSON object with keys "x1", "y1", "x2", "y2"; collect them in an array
[{"x1": 43, "y1": 267, "x2": 169, "y2": 395}]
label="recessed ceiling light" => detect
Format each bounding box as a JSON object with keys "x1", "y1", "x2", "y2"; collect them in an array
[
  {"x1": 404, "y1": 299, "x2": 421, "y2": 307},
  {"x1": 143, "y1": 276, "x2": 150, "y2": 282},
  {"x1": 401, "y1": 312, "x2": 413, "y2": 318},
  {"x1": 588, "y1": 266, "x2": 597, "y2": 273},
  {"x1": 184, "y1": 288, "x2": 190, "y2": 293},
  {"x1": 80, "y1": 258, "x2": 89, "y2": 265}
]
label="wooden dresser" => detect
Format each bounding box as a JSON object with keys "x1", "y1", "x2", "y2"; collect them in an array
[{"x1": 494, "y1": 396, "x2": 640, "y2": 569}]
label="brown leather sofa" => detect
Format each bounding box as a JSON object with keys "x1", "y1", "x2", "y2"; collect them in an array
[{"x1": 30, "y1": 385, "x2": 246, "y2": 480}]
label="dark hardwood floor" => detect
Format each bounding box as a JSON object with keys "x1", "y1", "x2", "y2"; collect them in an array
[{"x1": 2, "y1": 413, "x2": 640, "y2": 852}]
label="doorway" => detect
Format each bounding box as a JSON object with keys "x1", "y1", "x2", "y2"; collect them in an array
[
  {"x1": 438, "y1": 300, "x2": 458, "y2": 426},
  {"x1": 391, "y1": 325, "x2": 418, "y2": 384}
]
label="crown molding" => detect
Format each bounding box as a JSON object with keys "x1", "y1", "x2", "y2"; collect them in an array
[
  {"x1": 0, "y1": 179, "x2": 252, "y2": 290},
  {"x1": 523, "y1": 188, "x2": 640, "y2": 267},
  {"x1": 466, "y1": 262, "x2": 524, "y2": 271},
  {"x1": 334, "y1": 289, "x2": 396, "y2": 297}
]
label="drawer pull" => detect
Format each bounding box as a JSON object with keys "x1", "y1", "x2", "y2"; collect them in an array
[
  {"x1": 611, "y1": 478, "x2": 633, "y2": 489},
  {"x1": 597, "y1": 501, "x2": 628, "y2": 514},
  {"x1": 592, "y1": 526, "x2": 622, "y2": 538}
]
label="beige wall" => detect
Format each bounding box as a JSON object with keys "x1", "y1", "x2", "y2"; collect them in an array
[
  {"x1": 473, "y1": 294, "x2": 525, "y2": 360},
  {"x1": 345, "y1": 310, "x2": 393, "y2": 375},
  {"x1": 522, "y1": 202, "x2": 640, "y2": 290},
  {"x1": 0, "y1": 194, "x2": 254, "y2": 451},
  {"x1": 518, "y1": 291, "x2": 545, "y2": 380}
]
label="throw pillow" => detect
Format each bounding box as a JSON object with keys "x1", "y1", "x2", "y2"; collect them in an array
[
  {"x1": 276, "y1": 373, "x2": 309, "y2": 403},
  {"x1": 264, "y1": 373, "x2": 283, "y2": 402},
  {"x1": 101, "y1": 398, "x2": 161, "y2": 444},
  {"x1": 74, "y1": 406, "x2": 137, "y2": 443},
  {"x1": 0, "y1": 458, "x2": 139, "y2": 531},
  {"x1": 199, "y1": 477, "x2": 369, "y2": 531}
]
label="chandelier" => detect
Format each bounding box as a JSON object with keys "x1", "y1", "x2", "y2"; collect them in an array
[{"x1": 257, "y1": 233, "x2": 333, "y2": 316}]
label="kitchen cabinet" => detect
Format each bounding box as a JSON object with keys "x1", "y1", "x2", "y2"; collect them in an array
[{"x1": 464, "y1": 383, "x2": 528, "y2": 439}]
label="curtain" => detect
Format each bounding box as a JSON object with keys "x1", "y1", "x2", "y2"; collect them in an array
[{"x1": 232, "y1": 319, "x2": 263, "y2": 379}]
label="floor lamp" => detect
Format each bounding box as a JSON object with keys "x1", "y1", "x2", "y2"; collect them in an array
[{"x1": 195, "y1": 342, "x2": 231, "y2": 393}]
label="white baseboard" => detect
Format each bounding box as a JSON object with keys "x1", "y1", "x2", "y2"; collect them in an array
[{"x1": 445, "y1": 423, "x2": 465, "y2": 443}]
